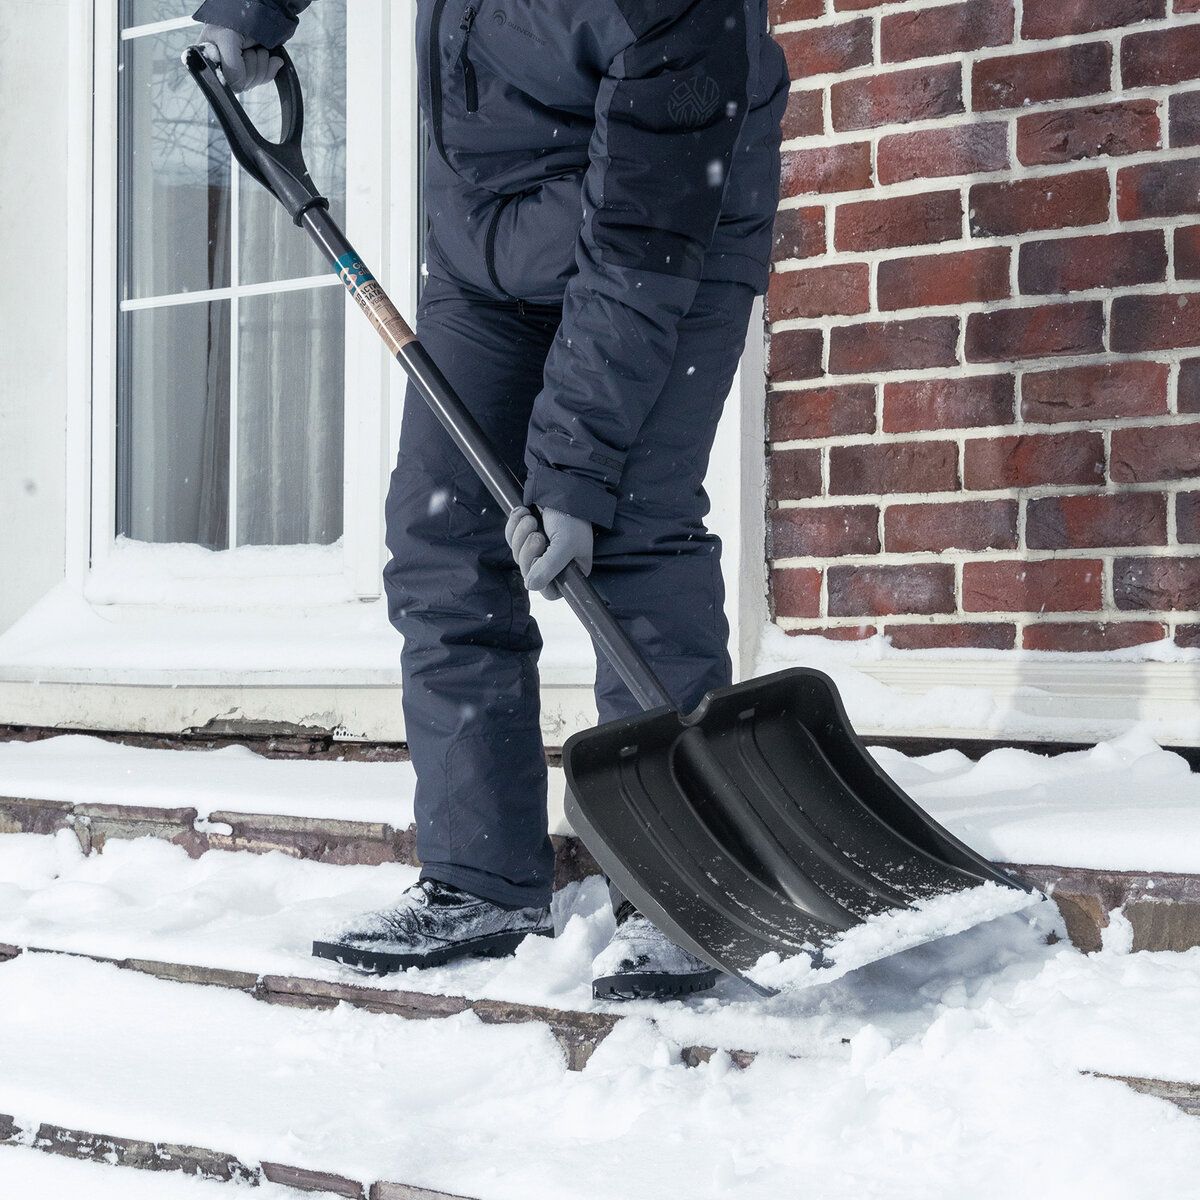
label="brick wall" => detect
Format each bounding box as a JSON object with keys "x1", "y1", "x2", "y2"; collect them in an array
[{"x1": 766, "y1": 0, "x2": 1200, "y2": 652}]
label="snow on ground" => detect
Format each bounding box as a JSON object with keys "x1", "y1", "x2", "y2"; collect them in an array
[{"x1": 2, "y1": 901, "x2": 1200, "y2": 1199}]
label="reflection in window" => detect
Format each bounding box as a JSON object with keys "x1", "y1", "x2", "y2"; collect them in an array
[{"x1": 115, "y1": 3, "x2": 347, "y2": 549}]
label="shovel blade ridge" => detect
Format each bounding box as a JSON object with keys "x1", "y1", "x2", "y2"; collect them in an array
[{"x1": 564, "y1": 667, "x2": 1025, "y2": 985}]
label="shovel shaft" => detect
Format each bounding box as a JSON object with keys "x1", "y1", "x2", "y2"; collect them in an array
[{"x1": 300, "y1": 206, "x2": 676, "y2": 714}]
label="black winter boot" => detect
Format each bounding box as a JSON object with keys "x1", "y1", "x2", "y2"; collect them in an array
[
  {"x1": 312, "y1": 878, "x2": 553, "y2": 974},
  {"x1": 591, "y1": 903, "x2": 719, "y2": 1000}
]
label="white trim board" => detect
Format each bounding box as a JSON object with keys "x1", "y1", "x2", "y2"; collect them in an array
[{"x1": 3, "y1": 658, "x2": 1200, "y2": 749}]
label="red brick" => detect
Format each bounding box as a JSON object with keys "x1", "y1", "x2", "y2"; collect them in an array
[
  {"x1": 1180, "y1": 0, "x2": 1200, "y2": 12},
  {"x1": 769, "y1": 448, "x2": 823, "y2": 499},
  {"x1": 1111, "y1": 422, "x2": 1200, "y2": 482},
  {"x1": 831, "y1": 64, "x2": 963, "y2": 132},
  {"x1": 1180, "y1": 360, "x2": 1200, "y2": 413},
  {"x1": 1117, "y1": 159, "x2": 1200, "y2": 220},
  {"x1": 1123, "y1": 25, "x2": 1200, "y2": 89},
  {"x1": 782, "y1": 142, "x2": 873, "y2": 196},
  {"x1": 883, "y1": 374, "x2": 1015, "y2": 433},
  {"x1": 970, "y1": 171, "x2": 1109, "y2": 237},
  {"x1": 829, "y1": 316, "x2": 960, "y2": 375},
  {"x1": 1018, "y1": 101, "x2": 1161, "y2": 167},
  {"x1": 1027, "y1": 493, "x2": 1167, "y2": 550},
  {"x1": 1175, "y1": 226, "x2": 1200, "y2": 279},
  {"x1": 1022, "y1": 622, "x2": 1167, "y2": 652},
  {"x1": 885, "y1": 500, "x2": 1018, "y2": 552},
  {"x1": 829, "y1": 441, "x2": 959, "y2": 496},
  {"x1": 809, "y1": 624, "x2": 880, "y2": 640},
  {"x1": 771, "y1": 206, "x2": 826, "y2": 262},
  {"x1": 769, "y1": 263, "x2": 870, "y2": 321},
  {"x1": 1114, "y1": 557, "x2": 1200, "y2": 611},
  {"x1": 777, "y1": 19, "x2": 873, "y2": 78},
  {"x1": 1176, "y1": 491, "x2": 1200, "y2": 542},
  {"x1": 962, "y1": 559, "x2": 1103, "y2": 613},
  {"x1": 886, "y1": 622, "x2": 1017, "y2": 650},
  {"x1": 1111, "y1": 293, "x2": 1200, "y2": 353},
  {"x1": 882, "y1": 0, "x2": 1014, "y2": 63},
  {"x1": 769, "y1": 382, "x2": 877, "y2": 440},
  {"x1": 833, "y1": 0, "x2": 884, "y2": 8},
  {"x1": 781, "y1": 90, "x2": 825, "y2": 142},
  {"x1": 878, "y1": 123, "x2": 1008, "y2": 186},
  {"x1": 878, "y1": 246, "x2": 1010, "y2": 310},
  {"x1": 829, "y1": 564, "x2": 957, "y2": 617},
  {"x1": 834, "y1": 190, "x2": 962, "y2": 253},
  {"x1": 1023, "y1": 0, "x2": 1164, "y2": 39},
  {"x1": 965, "y1": 302, "x2": 1105, "y2": 363},
  {"x1": 1178, "y1": 624, "x2": 1200, "y2": 648},
  {"x1": 768, "y1": 327, "x2": 824, "y2": 381},
  {"x1": 771, "y1": 0, "x2": 825, "y2": 25},
  {"x1": 972, "y1": 44, "x2": 1112, "y2": 112},
  {"x1": 771, "y1": 505, "x2": 881, "y2": 557},
  {"x1": 773, "y1": 567, "x2": 823, "y2": 618},
  {"x1": 963, "y1": 431, "x2": 1105, "y2": 488},
  {"x1": 1018, "y1": 231, "x2": 1166, "y2": 295},
  {"x1": 1021, "y1": 361, "x2": 1169, "y2": 424},
  {"x1": 1169, "y1": 91, "x2": 1200, "y2": 148}
]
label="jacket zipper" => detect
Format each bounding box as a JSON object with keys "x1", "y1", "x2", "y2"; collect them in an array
[
  {"x1": 485, "y1": 191, "x2": 519, "y2": 297},
  {"x1": 458, "y1": 6, "x2": 478, "y2": 114},
  {"x1": 428, "y1": 0, "x2": 452, "y2": 160}
]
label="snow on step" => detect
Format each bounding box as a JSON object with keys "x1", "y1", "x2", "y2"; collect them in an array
[
  {"x1": 0, "y1": 733, "x2": 572, "y2": 836},
  {"x1": 7, "y1": 728, "x2": 1200, "y2": 873},
  {"x1": 6, "y1": 938, "x2": 1200, "y2": 1198}
]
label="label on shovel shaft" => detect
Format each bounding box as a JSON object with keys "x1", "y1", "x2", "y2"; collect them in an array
[{"x1": 334, "y1": 253, "x2": 415, "y2": 356}]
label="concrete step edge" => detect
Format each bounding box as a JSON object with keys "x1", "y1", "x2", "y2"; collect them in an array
[{"x1": 0, "y1": 1112, "x2": 475, "y2": 1199}]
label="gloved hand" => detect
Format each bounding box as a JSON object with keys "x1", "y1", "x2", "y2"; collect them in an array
[
  {"x1": 505, "y1": 505, "x2": 593, "y2": 600},
  {"x1": 198, "y1": 23, "x2": 283, "y2": 93}
]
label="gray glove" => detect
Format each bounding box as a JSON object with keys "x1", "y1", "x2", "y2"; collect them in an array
[
  {"x1": 504, "y1": 505, "x2": 593, "y2": 600},
  {"x1": 198, "y1": 23, "x2": 283, "y2": 93}
]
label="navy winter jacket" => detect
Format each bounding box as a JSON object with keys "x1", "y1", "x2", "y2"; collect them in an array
[{"x1": 194, "y1": 0, "x2": 788, "y2": 527}]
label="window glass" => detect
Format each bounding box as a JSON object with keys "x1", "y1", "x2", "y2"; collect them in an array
[
  {"x1": 122, "y1": 301, "x2": 231, "y2": 548},
  {"x1": 121, "y1": 0, "x2": 193, "y2": 25},
  {"x1": 237, "y1": 287, "x2": 345, "y2": 546},
  {"x1": 115, "y1": 4, "x2": 347, "y2": 550},
  {"x1": 121, "y1": 27, "x2": 231, "y2": 299}
]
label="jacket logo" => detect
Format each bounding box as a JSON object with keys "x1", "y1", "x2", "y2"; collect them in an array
[
  {"x1": 668, "y1": 75, "x2": 721, "y2": 124},
  {"x1": 491, "y1": 9, "x2": 547, "y2": 46}
]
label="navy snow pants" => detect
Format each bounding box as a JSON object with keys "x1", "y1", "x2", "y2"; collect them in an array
[{"x1": 383, "y1": 276, "x2": 757, "y2": 909}]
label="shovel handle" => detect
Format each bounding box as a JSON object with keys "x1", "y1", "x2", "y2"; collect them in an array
[
  {"x1": 184, "y1": 45, "x2": 327, "y2": 224},
  {"x1": 187, "y1": 50, "x2": 676, "y2": 714}
]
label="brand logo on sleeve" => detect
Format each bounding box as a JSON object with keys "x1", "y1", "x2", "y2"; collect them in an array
[{"x1": 668, "y1": 75, "x2": 721, "y2": 124}]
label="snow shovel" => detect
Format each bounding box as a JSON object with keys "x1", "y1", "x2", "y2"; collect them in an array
[{"x1": 187, "y1": 46, "x2": 1028, "y2": 996}]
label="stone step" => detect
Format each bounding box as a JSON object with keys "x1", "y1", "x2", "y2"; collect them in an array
[
  {"x1": 0, "y1": 943, "x2": 741, "y2": 1073},
  {"x1": 5, "y1": 792, "x2": 1200, "y2": 955},
  {"x1": 0, "y1": 795, "x2": 600, "y2": 891},
  {"x1": 0, "y1": 1113, "x2": 477, "y2": 1199}
]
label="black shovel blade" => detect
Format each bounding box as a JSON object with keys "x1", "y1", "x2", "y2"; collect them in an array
[{"x1": 564, "y1": 667, "x2": 1025, "y2": 994}]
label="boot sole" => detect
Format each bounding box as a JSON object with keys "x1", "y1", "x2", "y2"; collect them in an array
[
  {"x1": 312, "y1": 926, "x2": 553, "y2": 975},
  {"x1": 592, "y1": 968, "x2": 719, "y2": 1001}
]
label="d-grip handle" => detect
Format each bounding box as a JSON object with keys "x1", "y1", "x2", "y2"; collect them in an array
[{"x1": 184, "y1": 44, "x2": 327, "y2": 224}]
